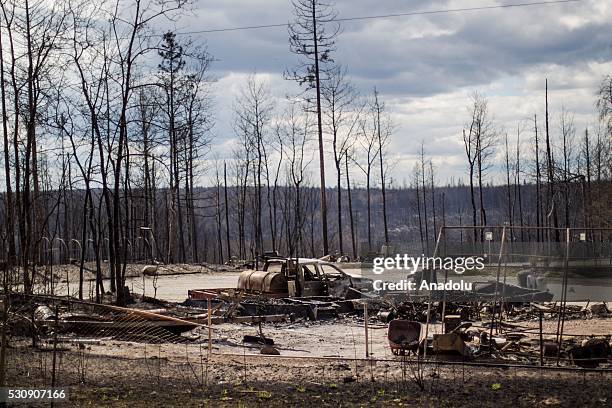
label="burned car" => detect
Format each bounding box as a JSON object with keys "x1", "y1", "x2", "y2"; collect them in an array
[{"x1": 237, "y1": 258, "x2": 373, "y2": 299}]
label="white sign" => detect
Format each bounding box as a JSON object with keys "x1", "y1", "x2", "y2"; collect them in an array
[
  {"x1": 485, "y1": 232, "x2": 493, "y2": 241},
  {"x1": 579, "y1": 233, "x2": 586, "y2": 241}
]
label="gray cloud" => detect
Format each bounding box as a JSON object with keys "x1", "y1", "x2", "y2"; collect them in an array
[{"x1": 169, "y1": 0, "x2": 611, "y2": 184}]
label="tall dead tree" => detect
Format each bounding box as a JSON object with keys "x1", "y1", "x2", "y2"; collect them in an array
[
  {"x1": 463, "y1": 92, "x2": 495, "y2": 241},
  {"x1": 233, "y1": 129, "x2": 252, "y2": 259},
  {"x1": 0, "y1": 0, "x2": 69, "y2": 290},
  {"x1": 280, "y1": 103, "x2": 314, "y2": 256},
  {"x1": 68, "y1": 0, "x2": 118, "y2": 291},
  {"x1": 158, "y1": 31, "x2": 187, "y2": 262},
  {"x1": 1, "y1": 1, "x2": 23, "y2": 271},
  {"x1": 214, "y1": 161, "x2": 224, "y2": 263},
  {"x1": 287, "y1": 0, "x2": 340, "y2": 256},
  {"x1": 321, "y1": 65, "x2": 358, "y2": 255},
  {"x1": 269, "y1": 126, "x2": 285, "y2": 253},
  {"x1": 429, "y1": 160, "x2": 437, "y2": 241},
  {"x1": 420, "y1": 143, "x2": 430, "y2": 253},
  {"x1": 463, "y1": 131, "x2": 477, "y2": 241},
  {"x1": 223, "y1": 162, "x2": 231, "y2": 259},
  {"x1": 559, "y1": 108, "x2": 576, "y2": 228},
  {"x1": 504, "y1": 133, "x2": 514, "y2": 232},
  {"x1": 514, "y1": 125, "x2": 525, "y2": 241},
  {"x1": 581, "y1": 129, "x2": 591, "y2": 232},
  {"x1": 534, "y1": 114, "x2": 542, "y2": 241},
  {"x1": 234, "y1": 76, "x2": 273, "y2": 256},
  {"x1": 544, "y1": 79, "x2": 560, "y2": 241},
  {"x1": 345, "y1": 151, "x2": 357, "y2": 259},
  {"x1": 413, "y1": 164, "x2": 424, "y2": 253},
  {"x1": 182, "y1": 54, "x2": 213, "y2": 263},
  {"x1": 355, "y1": 111, "x2": 380, "y2": 252},
  {"x1": 0, "y1": 9, "x2": 16, "y2": 264},
  {"x1": 373, "y1": 89, "x2": 391, "y2": 246},
  {"x1": 109, "y1": 0, "x2": 189, "y2": 305}
]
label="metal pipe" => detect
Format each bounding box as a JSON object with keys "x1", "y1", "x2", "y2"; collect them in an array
[
  {"x1": 423, "y1": 227, "x2": 444, "y2": 358},
  {"x1": 489, "y1": 226, "x2": 507, "y2": 354},
  {"x1": 210, "y1": 352, "x2": 612, "y2": 373},
  {"x1": 364, "y1": 303, "x2": 369, "y2": 358}
]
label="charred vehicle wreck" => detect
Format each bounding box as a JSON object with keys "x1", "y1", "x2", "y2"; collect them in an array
[
  {"x1": 237, "y1": 258, "x2": 373, "y2": 299},
  {"x1": 187, "y1": 258, "x2": 375, "y2": 321}
]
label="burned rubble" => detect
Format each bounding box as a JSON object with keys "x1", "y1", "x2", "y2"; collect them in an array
[{"x1": 6, "y1": 254, "x2": 611, "y2": 370}]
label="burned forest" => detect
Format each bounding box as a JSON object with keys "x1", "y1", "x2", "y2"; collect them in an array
[{"x1": 0, "y1": 0, "x2": 611, "y2": 406}]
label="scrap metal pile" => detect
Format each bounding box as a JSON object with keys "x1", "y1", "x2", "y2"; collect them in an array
[{"x1": 380, "y1": 300, "x2": 611, "y2": 368}]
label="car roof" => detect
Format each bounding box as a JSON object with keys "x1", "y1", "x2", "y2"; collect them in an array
[{"x1": 266, "y1": 257, "x2": 337, "y2": 266}]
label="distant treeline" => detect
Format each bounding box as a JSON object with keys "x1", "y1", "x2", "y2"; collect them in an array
[{"x1": 5, "y1": 179, "x2": 608, "y2": 266}]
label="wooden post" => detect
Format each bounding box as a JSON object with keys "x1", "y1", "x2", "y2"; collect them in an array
[
  {"x1": 556, "y1": 228, "x2": 571, "y2": 366},
  {"x1": 364, "y1": 303, "x2": 369, "y2": 358},
  {"x1": 207, "y1": 298, "x2": 212, "y2": 355},
  {"x1": 51, "y1": 303, "x2": 58, "y2": 408},
  {"x1": 539, "y1": 311, "x2": 544, "y2": 366}
]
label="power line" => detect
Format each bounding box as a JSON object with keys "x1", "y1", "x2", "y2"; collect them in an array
[{"x1": 176, "y1": 0, "x2": 582, "y2": 35}]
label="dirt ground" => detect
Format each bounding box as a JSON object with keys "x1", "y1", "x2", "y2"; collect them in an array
[
  {"x1": 5, "y1": 337, "x2": 612, "y2": 407},
  {"x1": 5, "y1": 314, "x2": 612, "y2": 407},
  {"x1": 8, "y1": 263, "x2": 611, "y2": 406}
]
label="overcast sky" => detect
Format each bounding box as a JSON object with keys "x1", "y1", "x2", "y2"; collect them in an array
[{"x1": 167, "y1": 0, "x2": 611, "y2": 186}]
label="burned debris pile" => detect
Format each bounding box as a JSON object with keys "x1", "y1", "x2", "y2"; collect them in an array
[
  {"x1": 2, "y1": 255, "x2": 611, "y2": 371},
  {"x1": 4, "y1": 290, "x2": 611, "y2": 369}
]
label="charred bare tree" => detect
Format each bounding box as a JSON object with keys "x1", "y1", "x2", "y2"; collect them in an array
[
  {"x1": 504, "y1": 133, "x2": 514, "y2": 233},
  {"x1": 287, "y1": 0, "x2": 341, "y2": 256},
  {"x1": 0, "y1": 12, "x2": 15, "y2": 264},
  {"x1": 321, "y1": 65, "x2": 358, "y2": 256},
  {"x1": 419, "y1": 144, "x2": 429, "y2": 253},
  {"x1": 559, "y1": 108, "x2": 576, "y2": 229},
  {"x1": 233, "y1": 133, "x2": 251, "y2": 259},
  {"x1": 223, "y1": 162, "x2": 231, "y2": 259},
  {"x1": 234, "y1": 76, "x2": 274, "y2": 257},
  {"x1": 214, "y1": 161, "x2": 224, "y2": 263},
  {"x1": 109, "y1": 0, "x2": 190, "y2": 305},
  {"x1": 355, "y1": 109, "x2": 380, "y2": 252},
  {"x1": 429, "y1": 160, "x2": 437, "y2": 241},
  {"x1": 581, "y1": 129, "x2": 592, "y2": 232},
  {"x1": 463, "y1": 127, "x2": 477, "y2": 242},
  {"x1": 413, "y1": 164, "x2": 424, "y2": 254},
  {"x1": 463, "y1": 92, "x2": 496, "y2": 241},
  {"x1": 158, "y1": 31, "x2": 187, "y2": 262},
  {"x1": 1, "y1": 0, "x2": 69, "y2": 291},
  {"x1": 269, "y1": 126, "x2": 285, "y2": 253},
  {"x1": 281, "y1": 103, "x2": 313, "y2": 256},
  {"x1": 515, "y1": 126, "x2": 524, "y2": 240},
  {"x1": 534, "y1": 114, "x2": 542, "y2": 241},
  {"x1": 544, "y1": 79, "x2": 560, "y2": 241},
  {"x1": 345, "y1": 150, "x2": 357, "y2": 259},
  {"x1": 373, "y1": 89, "x2": 391, "y2": 246}
]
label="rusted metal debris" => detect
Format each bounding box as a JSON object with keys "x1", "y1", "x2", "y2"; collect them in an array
[
  {"x1": 433, "y1": 333, "x2": 471, "y2": 357},
  {"x1": 388, "y1": 320, "x2": 422, "y2": 356},
  {"x1": 380, "y1": 302, "x2": 611, "y2": 367},
  {"x1": 233, "y1": 257, "x2": 374, "y2": 298}
]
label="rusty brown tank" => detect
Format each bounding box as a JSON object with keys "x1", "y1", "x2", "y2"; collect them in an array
[{"x1": 237, "y1": 270, "x2": 288, "y2": 294}]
